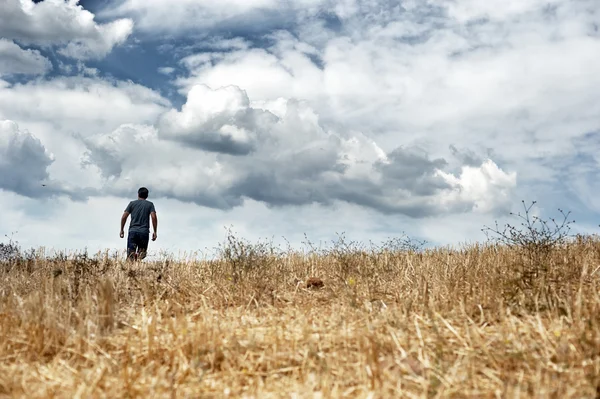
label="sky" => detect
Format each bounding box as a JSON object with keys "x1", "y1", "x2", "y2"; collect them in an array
[{"x1": 1, "y1": 0, "x2": 599, "y2": 258}]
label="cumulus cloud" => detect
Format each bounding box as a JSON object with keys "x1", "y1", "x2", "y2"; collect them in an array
[
  {"x1": 0, "y1": 76, "x2": 171, "y2": 135},
  {"x1": 0, "y1": 39, "x2": 52, "y2": 76},
  {"x1": 157, "y1": 84, "x2": 279, "y2": 155},
  {"x1": 0, "y1": 76, "x2": 173, "y2": 201},
  {"x1": 436, "y1": 160, "x2": 518, "y2": 214},
  {"x1": 81, "y1": 85, "x2": 516, "y2": 217},
  {"x1": 80, "y1": 123, "x2": 242, "y2": 210},
  {"x1": 172, "y1": 0, "x2": 600, "y2": 193},
  {"x1": 0, "y1": 120, "x2": 87, "y2": 200},
  {"x1": 0, "y1": 0, "x2": 133, "y2": 60}
]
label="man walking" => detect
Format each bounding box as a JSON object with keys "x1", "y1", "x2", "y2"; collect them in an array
[{"x1": 120, "y1": 187, "x2": 158, "y2": 261}]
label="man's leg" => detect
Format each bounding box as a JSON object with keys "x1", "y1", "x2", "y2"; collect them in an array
[
  {"x1": 137, "y1": 233, "x2": 150, "y2": 260},
  {"x1": 126, "y1": 232, "x2": 138, "y2": 261}
]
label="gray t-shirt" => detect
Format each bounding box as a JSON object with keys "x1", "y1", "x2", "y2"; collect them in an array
[{"x1": 125, "y1": 199, "x2": 156, "y2": 234}]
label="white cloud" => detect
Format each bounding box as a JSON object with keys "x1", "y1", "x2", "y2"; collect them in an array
[
  {"x1": 0, "y1": 76, "x2": 172, "y2": 204},
  {"x1": 432, "y1": 0, "x2": 563, "y2": 23},
  {"x1": 80, "y1": 123, "x2": 243, "y2": 210},
  {"x1": 173, "y1": 0, "x2": 600, "y2": 191},
  {"x1": 436, "y1": 160, "x2": 517, "y2": 214},
  {"x1": 103, "y1": 0, "x2": 328, "y2": 34},
  {"x1": 80, "y1": 84, "x2": 517, "y2": 218},
  {"x1": 177, "y1": 46, "x2": 324, "y2": 106},
  {"x1": 157, "y1": 84, "x2": 278, "y2": 155},
  {"x1": 0, "y1": 0, "x2": 134, "y2": 60},
  {"x1": 0, "y1": 120, "x2": 85, "y2": 200},
  {"x1": 0, "y1": 39, "x2": 52, "y2": 76},
  {"x1": 158, "y1": 67, "x2": 175, "y2": 75},
  {"x1": 0, "y1": 76, "x2": 171, "y2": 135}
]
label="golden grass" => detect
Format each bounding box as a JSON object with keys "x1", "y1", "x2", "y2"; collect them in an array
[{"x1": 1, "y1": 236, "x2": 600, "y2": 398}]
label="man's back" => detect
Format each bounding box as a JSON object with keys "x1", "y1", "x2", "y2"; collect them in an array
[{"x1": 125, "y1": 199, "x2": 156, "y2": 234}]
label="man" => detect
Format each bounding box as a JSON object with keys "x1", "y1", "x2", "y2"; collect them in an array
[{"x1": 120, "y1": 187, "x2": 158, "y2": 261}]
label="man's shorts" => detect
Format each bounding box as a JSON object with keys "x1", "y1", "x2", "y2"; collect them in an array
[{"x1": 127, "y1": 231, "x2": 149, "y2": 260}]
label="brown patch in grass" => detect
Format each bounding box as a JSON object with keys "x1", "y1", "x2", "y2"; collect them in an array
[{"x1": 306, "y1": 277, "x2": 324, "y2": 289}]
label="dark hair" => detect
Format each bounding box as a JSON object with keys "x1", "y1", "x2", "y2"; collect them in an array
[{"x1": 138, "y1": 187, "x2": 149, "y2": 199}]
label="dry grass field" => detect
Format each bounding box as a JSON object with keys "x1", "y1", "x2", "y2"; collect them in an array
[{"x1": 1, "y1": 222, "x2": 600, "y2": 398}]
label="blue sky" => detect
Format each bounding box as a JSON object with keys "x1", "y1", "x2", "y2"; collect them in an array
[{"x1": 1, "y1": 0, "x2": 599, "y2": 257}]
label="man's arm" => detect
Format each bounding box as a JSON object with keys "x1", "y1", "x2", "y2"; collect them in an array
[
  {"x1": 121, "y1": 202, "x2": 133, "y2": 237},
  {"x1": 120, "y1": 211, "x2": 129, "y2": 238},
  {"x1": 151, "y1": 211, "x2": 158, "y2": 241}
]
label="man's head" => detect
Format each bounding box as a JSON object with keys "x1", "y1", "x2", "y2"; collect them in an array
[{"x1": 138, "y1": 187, "x2": 149, "y2": 199}]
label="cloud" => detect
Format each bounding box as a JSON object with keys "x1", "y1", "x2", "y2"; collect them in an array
[
  {"x1": 431, "y1": 0, "x2": 563, "y2": 23},
  {"x1": 0, "y1": 76, "x2": 171, "y2": 135},
  {"x1": 102, "y1": 0, "x2": 327, "y2": 35},
  {"x1": 82, "y1": 85, "x2": 517, "y2": 217},
  {"x1": 0, "y1": 39, "x2": 52, "y2": 76},
  {"x1": 80, "y1": 123, "x2": 242, "y2": 210},
  {"x1": 0, "y1": 76, "x2": 173, "y2": 205},
  {"x1": 0, "y1": 0, "x2": 134, "y2": 60},
  {"x1": 0, "y1": 120, "x2": 86, "y2": 200},
  {"x1": 172, "y1": 0, "x2": 600, "y2": 194},
  {"x1": 436, "y1": 159, "x2": 518, "y2": 214},
  {"x1": 449, "y1": 145, "x2": 483, "y2": 167},
  {"x1": 158, "y1": 67, "x2": 175, "y2": 75},
  {"x1": 157, "y1": 84, "x2": 278, "y2": 155}
]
